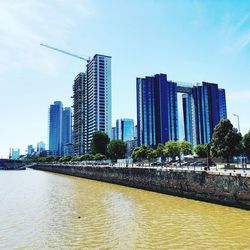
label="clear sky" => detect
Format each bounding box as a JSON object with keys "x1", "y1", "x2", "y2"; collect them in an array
[{"x1": 0, "y1": 0, "x2": 250, "y2": 157}]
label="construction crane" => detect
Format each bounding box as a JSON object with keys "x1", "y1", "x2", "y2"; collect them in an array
[{"x1": 40, "y1": 43, "x2": 90, "y2": 62}]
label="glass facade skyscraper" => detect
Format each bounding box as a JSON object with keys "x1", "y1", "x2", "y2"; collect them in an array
[
  {"x1": 49, "y1": 101, "x2": 63, "y2": 156},
  {"x1": 62, "y1": 107, "x2": 72, "y2": 149},
  {"x1": 72, "y1": 54, "x2": 111, "y2": 154},
  {"x1": 189, "y1": 82, "x2": 227, "y2": 145},
  {"x1": 37, "y1": 141, "x2": 46, "y2": 153},
  {"x1": 116, "y1": 118, "x2": 134, "y2": 142},
  {"x1": 49, "y1": 101, "x2": 72, "y2": 156},
  {"x1": 111, "y1": 127, "x2": 116, "y2": 140},
  {"x1": 136, "y1": 74, "x2": 178, "y2": 148},
  {"x1": 11, "y1": 148, "x2": 20, "y2": 160},
  {"x1": 27, "y1": 145, "x2": 34, "y2": 155},
  {"x1": 137, "y1": 74, "x2": 227, "y2": 147}
]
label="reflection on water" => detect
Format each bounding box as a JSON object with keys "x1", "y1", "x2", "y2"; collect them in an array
[{"x1": 0, "y1": 169, "x2": 250, "y2": 249}]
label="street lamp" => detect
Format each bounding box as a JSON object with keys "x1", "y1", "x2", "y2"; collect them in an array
[
  {"x1": 233, "y1": 114, "x2": 242, "y2": 169},
  {"x1": 233, "y1": 114, "x2": 240, "y2": 133}
]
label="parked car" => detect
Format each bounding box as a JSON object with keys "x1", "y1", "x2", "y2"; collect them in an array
[{"x1": 151, "y1": 162, "x2": 162, "y2": 166}]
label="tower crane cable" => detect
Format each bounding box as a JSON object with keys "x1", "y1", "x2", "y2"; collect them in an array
[{"x1": 40, "y1": 43, "x2": 90, "y2": 62}]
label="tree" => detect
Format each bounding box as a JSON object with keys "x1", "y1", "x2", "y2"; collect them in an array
[
  {"x1": 80, "y1": 154, "x2": 89, "y2": 161},
  {"x1": 163, "y1": 141, "x2": 181, "y2": 160},
  {"x1": 194, "y1": 144, "x2": 208, "y2": 158},
  {"x1": 243, "y1": 130, "x2": 250, "y2": 159},
  {"x1": 107, "y1": 140, "x2": 127, "y2": 162},
  {"x1": 146, "y1": 147, "x2": 157, "y2": 162},
  {"x1": 71, "y1": 156, "x2": 81, "y2": 161},
  {"x1": 156, "y1": 143, "x2": 165, "y2": 162},
  {"x1": 180, "y1": 141, "x2": 192, "y2": 156},
  {"x1": 210, "y1": 119, "x2": 242, "y2": 163},
  {"x1": 58, "y1": 156, "x2": 72, "y2": 162},
  {"x1": 91, "y1": 131, "x2": 110, "y2": 156},
  {"x1": 93, "y1": 153, "x2": 106, "y2": 161},
  {"x1": 132, "y1": 145, "x2": 151, "y2": 163}
]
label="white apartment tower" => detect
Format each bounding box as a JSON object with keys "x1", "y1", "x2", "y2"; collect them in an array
[{"x1": 72, "y1": 54, "x2": 111, "y2": 154}]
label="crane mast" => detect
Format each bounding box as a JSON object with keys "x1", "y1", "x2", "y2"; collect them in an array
[{"x1": 40, "y1": 43, "x2": 90, "y2": 62}]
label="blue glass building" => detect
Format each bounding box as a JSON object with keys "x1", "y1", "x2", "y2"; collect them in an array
[
  {"x1": 27, "y1": 145, "x2": 34, "y2": 155},
  {"x1": 49, "y1": 101, "x2": 63, "y2": 156},
  {"x1": 111, "y1": 127, "x2": 116, "y2": 140},
  {"x1": 62, "y1": 107, "x2": 72, "y2": 149},
  {"x1": 182, "y1": 82, "x2": 227, "y2": 145},
  {"x1": 137, "y1": 74, "x2": 227, "y2": 147},
  {"x1": 49, "y1": 102, "x2": 72, "y2": 156},
  {"x1": 116, "y1": 118, "x2": 134, "y2": 142},
  {"x1": 219, "y1": 88, "x2": 227, "y2": 119},
  {"x1": 12, "y1": 148, "x2": 20, "y2": 160},
  {"x1": 136, "y1": 74, "x2": 178, "y2": 148}
]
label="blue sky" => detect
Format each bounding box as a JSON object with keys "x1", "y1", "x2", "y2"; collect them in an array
[{"x1": 0, "y1": 0, "x2": 250, "y2": 157}]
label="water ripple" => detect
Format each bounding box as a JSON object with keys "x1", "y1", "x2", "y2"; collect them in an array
[{"x1": 0, "y1": 169, "x2": 250, "y2": 249}]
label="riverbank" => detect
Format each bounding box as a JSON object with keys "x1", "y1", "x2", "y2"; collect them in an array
[{"x1": 31, "y1": 163, "x2": 250, "y2": 210}]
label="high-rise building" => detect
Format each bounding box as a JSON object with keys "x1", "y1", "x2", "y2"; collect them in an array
[
  {"x1": 72, "y1": 54, "x2": 111, "y2": 154},
  {"x1": 111, "y1": 127, "x2": 116, "y2": 140},
  {"x1": 219, "y1": 88, "x2": 227, "y2": 120},
  {"x1": 116, "y1": 118, "x2": 134, "y2": 142},
  {"x1": 37, "y1": 141, "x2": 46, "y2": 153},
  {"x1": 49, "y1": 102, "x2": 72, "y2": 156},
  {"x1": 86, "y1": 54, "x2": 112, "y2": 152},
  {"x1": 63, "y1": 143, "x2": 74, "y2": 156},
  {"x1": 188, "y1": 82, "x2": 227, "y2": 145},
  {"x1": 134, "y1": 125, "x2": 138, "y2": 141},
  {"x1": 136, "y1": 74, "x2": 227, "y2": 147},
  {"x1": 182, "y1": 93, "x2": 196, "y2": 144},
  {"x1": 12, "y1": 148, "x2": 20, "y2": 160},
  {"x1": 72, "y1": 73, "x2": 86, "y2": 155},
  {"x1": 136, "y1": 74, "x2": 178, "y2": 148},
  {"x1": 27, "y1": 145, "x2": 34, "y2": 155},
  {"x1": 62, "y1": 107, "x2": 72, "y2": 149},
  {"x1": 49, "y1": 101, "x2": 63, "y2": 156}
]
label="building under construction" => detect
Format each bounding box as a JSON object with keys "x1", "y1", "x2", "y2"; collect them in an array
[
  {"x1": 72, "y1": 55, "x2": 112, "y2": 155},
  {"x1": 40, "y1": 44, "x2": 112, "y2": 155},
  {"x1": 72, "y1": 73, "x2": 86, "y2": 155}
]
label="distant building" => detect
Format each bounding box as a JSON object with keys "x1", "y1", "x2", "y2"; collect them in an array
[
  {"x1": 126, "y1": 139, "x2": 137, "y2": 158},
  {"x1": 115, "y1": 118, "x2": 135, "y2": 158},
  {"x1": 116, "y1": 118, "x2": 134, "y2": 142},
  {"x1": 12, "y1": 148, "x2": 20, "y2": 160},
  {"x1": 111, "y1": 127, "x2": 116, "y2": 140},
  {"x1": 37, "y1": 141, "x2": 46, "y2": 153},
  {"x1": 49, "y1": 101, "x2": 63, "y2": 156},
  {"x1": 27, "y1": 145, "x2": 34, "y2": 155},
  {"x1": 48, "y1": 101, "x2": 72, "y2": 156},
  {"x1": 63, "y1": 143, "x2": 74, "y2": 156},
  {"x1": 72, "y1": 54, "x2": 112, "y2": 155},
  {"x1": 62, "y1": 107, "x2": 72, "y2": 150},
  {"x1": 134, "y1": 125, "x2": 138, "y2": 142}
]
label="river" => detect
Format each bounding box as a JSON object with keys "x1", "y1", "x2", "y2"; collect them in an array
[{"x1": 0, "y1": 168, "x2": 250, "y2": 249}]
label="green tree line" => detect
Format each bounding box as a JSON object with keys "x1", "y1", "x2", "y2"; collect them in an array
[{"x1": 29, "y1": 119, "x2": 250, "y2": 164}]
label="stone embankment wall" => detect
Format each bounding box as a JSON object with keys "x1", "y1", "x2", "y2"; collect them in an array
[{"x1": 32, "y1": 164, "x2": 250, "y2": 210}]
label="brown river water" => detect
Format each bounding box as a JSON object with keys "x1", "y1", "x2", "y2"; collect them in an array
[{"x1": 0, "y1": 168, "x2": 250, "y2": 249}]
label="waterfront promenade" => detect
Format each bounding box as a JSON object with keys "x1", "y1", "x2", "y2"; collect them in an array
[
  {"x1": 31, "y1": 161, "x2": 250, "y2": 177},
  {"x1": 31, "y1": 162, "x2": 250, "y2": 210}
]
